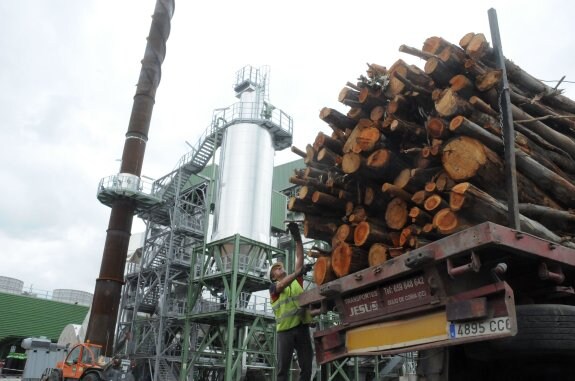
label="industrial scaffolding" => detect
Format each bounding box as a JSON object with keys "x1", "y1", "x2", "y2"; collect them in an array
[{"x1": 98, "y1": 65, "x2": 293, "y2": 381}]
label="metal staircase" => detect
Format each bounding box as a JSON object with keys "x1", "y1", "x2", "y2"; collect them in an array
[
  {"x1": 157, "y1": 359, "x2": 179, "y2": 381},
  {"x1": 97, "y1": 94, "x2": 292, "y2": 225},
  {"x1": 96, "y1": 117, "x2": 225, "y2": 226},
  {"x1": 152, "y1": 121, "x2": 225, "y2": 202}
]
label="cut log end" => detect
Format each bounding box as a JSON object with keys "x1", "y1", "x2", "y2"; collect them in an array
[
  {"x1": 342, "y1": 152, "x2": 362, "y2": 174},
  {"x1": 424, "y1": 194, "x2": 444, "y2": 212},
  {"x1": 353, "y1": 221, "x2": 371, "y2": 247},
  {"x1": 331, "y1": 242, "x2": 368, "y2": 278},
  {"x1": 313, "y1": 256, "x2": 336, "y2": 285},
  {"x1": 442, "y1": 136, "x2": 487, "y2": 181},
  {"x1": 433, "y1": 208, "x2": 460, "y2": 234},
  {"x1": 427, "y1": 117, "x2": 448, "y2": 138},
  {"x1": 368, "y1": 243, "x2": 388, "y2": 266},
  {"x1": 385, "y1": 197, "x2": 408, "y2": 230},
  {"x1": 449, "y1": 182, "x2": 472, "y2": 211}
]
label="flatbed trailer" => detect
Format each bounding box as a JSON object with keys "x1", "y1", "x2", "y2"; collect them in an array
[{"x1": 299, "y1": 222, "x2": 575, "y2": 379}]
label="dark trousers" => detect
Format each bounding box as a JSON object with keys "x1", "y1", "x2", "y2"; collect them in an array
[{"x1": 277, "y1": 323, "x2": 313, "y2": 381}]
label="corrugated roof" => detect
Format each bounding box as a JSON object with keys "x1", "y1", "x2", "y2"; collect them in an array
[{"x1": 0, "y1": 292, "x2": 88, "y2": 343}]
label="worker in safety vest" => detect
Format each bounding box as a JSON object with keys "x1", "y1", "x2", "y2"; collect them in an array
[{"x1": 269, "y1": 222, "x2": 313, "y2": 381}]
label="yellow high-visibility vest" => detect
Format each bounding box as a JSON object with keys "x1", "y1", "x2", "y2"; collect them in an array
[{"x1": 271, "y1": 279, "x2": 312, "y2": 332}]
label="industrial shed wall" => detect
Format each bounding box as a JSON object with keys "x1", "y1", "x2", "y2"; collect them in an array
[{"x1": 0, "y1": 291, "x2": 88, "y2": 343}]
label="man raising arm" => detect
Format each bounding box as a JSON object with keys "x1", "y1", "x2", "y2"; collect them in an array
[{"x1": 269, "y1": 222, "x2": 313, "y2": 381}]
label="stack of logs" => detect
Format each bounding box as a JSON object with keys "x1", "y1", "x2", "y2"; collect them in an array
[{"x1": 288, "y1": 32, "x2": 575, "y2": 285}]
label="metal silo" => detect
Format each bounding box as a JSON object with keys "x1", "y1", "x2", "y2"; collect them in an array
[
  {"x1": 211, "y1": 66, "x2": 292, "y2": 244},
  {"x1": 0, "y1": 276, "x2": 24, "y2": 294}
]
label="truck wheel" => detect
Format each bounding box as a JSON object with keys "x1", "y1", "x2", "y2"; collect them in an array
[
  {"x1": 81, "y1": 373, "x2": 101, "y2": 381},
  {"x1": 466, "y1": 304, "x2": 575, "y2": 359}
]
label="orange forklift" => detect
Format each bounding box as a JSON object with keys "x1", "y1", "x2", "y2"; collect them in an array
[{"x1": 41, "y1": 342, "x2": 134, "y2": 381}]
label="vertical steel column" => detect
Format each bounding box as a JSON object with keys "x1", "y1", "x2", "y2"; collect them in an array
[
  {"x1": 85, "y1": 0, "x2": 174, "y2": 356},
  {"x1": 488, "y1": 8, "x2": 520, "y2": 229},
  {"x1": 224, "y1": 234, "x2": 241, "y2": 381}
]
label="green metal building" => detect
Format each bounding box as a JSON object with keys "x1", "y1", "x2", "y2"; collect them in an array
[{"x1": 0, "y1": 292, "x2": 88, "y2": 358}]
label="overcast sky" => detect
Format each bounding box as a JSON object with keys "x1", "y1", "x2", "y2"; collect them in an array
[{"x1": 1, "y1": 0, "x2": 574, "y2": 295}]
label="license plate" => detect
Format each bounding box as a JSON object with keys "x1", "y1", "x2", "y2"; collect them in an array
[{"x1": 449, "y1": 317, "x2": 511, "y2": 339}]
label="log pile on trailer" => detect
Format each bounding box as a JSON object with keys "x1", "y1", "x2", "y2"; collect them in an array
[{"x1": 288, "y1": 32, "x2": 575, "y2": 285}]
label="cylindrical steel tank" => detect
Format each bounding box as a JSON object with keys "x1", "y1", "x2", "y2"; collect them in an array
[
  {"x1": 211, "y1": 74, "x2": 275, "y2": 244},
  {"x1": 52, "y1": 289, "x2": 93, "y2": 306},
  {"x1": 0, "y1": 276, "x2": 24, "y2": 294}
]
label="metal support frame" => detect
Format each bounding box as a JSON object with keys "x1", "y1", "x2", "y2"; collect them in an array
[
  {"x1": 488, "y1": 8, "x2": 520, "y2": 229},
  {"x1": 180, "y1": 234, "x2": 284, "y2": 381},
  {"x1": 116, "y1": 175, "x2": 208, "y2": 381}
]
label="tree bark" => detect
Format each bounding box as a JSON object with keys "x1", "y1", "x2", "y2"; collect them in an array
[
  {"x1": 287, "y1": 196, "x2": 322, "y2": 215},
  {"x1": 382, "y1": 183, "x2": 413, "y2": 202},
  {"x1": 394, "y1": 167, "x2": 441, "y2": 194},
  {"x1": 449, "y1": 74, "x2": 474, "y2": 99},
  {"x1": 505, "y1": 59, "x2": 575, "y2": 115},
  {"x1": 399, "y1": 44, "x2": 435, "y2": 60},
  {"x1": 358, "y1": 86, "x2": 387, "y2": 110},
  {"x1": 518, "y1": 203, "x2": 575, "y2": 233},
  {"x1": 511, "y1": 104, "x2": 575, "y2": 160},
  {"x1": 297, "y1": 186, "x2": 316, "y2": 202},
  {"x1": 435, "y1": 88, "x2": 474, "y2": 118},
  {"x1": 449, "y1": 182, "x2": 575, "y2": 247},
  {"x1": 510, "y1": 90, "x2": 575, "y2": 136},
  {"x1": 338, "y1": 87, "x2": 361, "y2": 108},
  {"x1": 354, "y1": 221, "x2": 393, "y2": 247},
  {"x1": 425, "y1": 57, "x2": 458, "y2": 86},
  {"x1": 399, "y1": 224, "x2": 421, "y2": 247},
  {"x1": 469, "y1": 96, "x2": 498, "y2": 118},
  {"x1": 317, "y1": 147, "x2": 343, "y2": 167},
  {"x1": 449, "y1": 117, "x2": 572, "y2": 207},
  {"x1": 409, "y1": 206, "x2": 433, "y2": 225},
  {"x1": 312, "y1": 191, "x2": 348, "y2": 212},
  {"x1": 334, "y1": 223, "x2": 355, "y2": 245},
  {"x1": 304, "y1": 217, "x2": 340, "y2": 242},
  {"x1": 314, "y1": 256, "x2": 337, "y2": 285},
  {"x1": 389, "y1": 118, "x2": 427, "y2": 143},
  {"x1": 332, "y1": 242, "x2": 369, "y2": 278},
  {"x1": 291, "y1": 146, "x2": 306, "y2": 158},
  {"x1": 435, "y1": 171, "x2": 456, "y2": 192},
  {"x1": 366, "y1": 149, "x2": 410, "y2": 183},
  {"x1": 319, "y1": 107, "x2": 356, "y2": 131},
  {"x1": 314, "y1": 131, "x2": 344, "y2": 155}
]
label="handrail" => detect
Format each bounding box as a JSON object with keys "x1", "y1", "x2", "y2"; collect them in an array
[
  {"x1": 98, "y1": 101, "x2": 292, "y2": 203},
  {"x1": 148, "y1": 101, "x2": 292, "y2": 199},
  {"x1": 98, "y1": 174, "x2": 157, "y2": 198}
]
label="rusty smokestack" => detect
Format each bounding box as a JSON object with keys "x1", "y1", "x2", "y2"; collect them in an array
[{"x1": 85, "y1": 0, "x2": 174, "y2": 356}]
